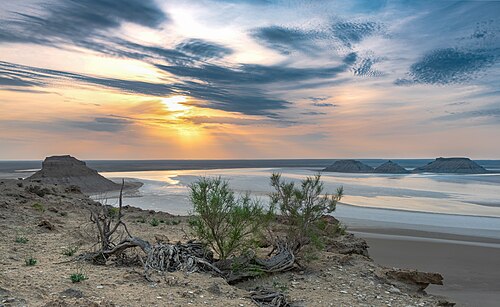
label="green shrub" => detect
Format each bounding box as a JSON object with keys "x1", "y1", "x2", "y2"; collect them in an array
[
  {"x1": 270, "y1": 173, "x2": 343, "y2": 251},
  {"x1": 334, "y1": 222, "x2": 347, "y2": 235},
  {"x1": 62, "y1": 245, "x2": 79, "y2": 256},
  {"x1": 25, "y1": 256, "x2": 37, "y2": 266},
  {"x1": 150, "y1": 218, "x2": 160, "y2": 227},
  {"x1": 172, "y1": 220, "x2": 181, "y2": 225},
  {"x1": 107, "y1": 207, "x2": 119, "y2": 218},
  {"x1": 137, "y1": 216, "x2": 146, "y2": 223},
  {"x1": 70, "y1": 272, "x2": 87, "y2": 283},
  {"x1": 15, "y1": 236, "x2": 29, "y2": 244},
  {"x1": 32, "y1": 203, "x2": 45, "y2": 212},
  {"x1": 189, "y1": 177, "x2": 274, "y2": 259}
]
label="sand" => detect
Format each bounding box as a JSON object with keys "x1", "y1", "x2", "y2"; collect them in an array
[{"x1": 350, "y1": 226, "x2": 500, "y2": 307}]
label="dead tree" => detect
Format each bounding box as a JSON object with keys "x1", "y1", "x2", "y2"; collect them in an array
[{"x1": 87, "y1": 179, "x2": 149, "y2": 263}]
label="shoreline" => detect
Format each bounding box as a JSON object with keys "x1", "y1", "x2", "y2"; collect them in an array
[{"x1": 353, "y1": 226, "x2": 500, "y2": 307}]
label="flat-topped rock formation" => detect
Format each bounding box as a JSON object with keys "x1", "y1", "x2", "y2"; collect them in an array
[
  {"x1": 27, "y1": 155, "x2": 121, "y2": 193},
  {"x1": 323, "y1": 160, "x2": 374, "y2": 173},
  {"x1": 413, "y1": 157, "x2": 488, "y2": 174},
  {"x1": 374, "y1": 160, "x2": 410, "y2": 174}
]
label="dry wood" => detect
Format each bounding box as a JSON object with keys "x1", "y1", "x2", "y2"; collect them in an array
[{"x1": 250, "y1": 289, "x2": 290, "y2": 307}]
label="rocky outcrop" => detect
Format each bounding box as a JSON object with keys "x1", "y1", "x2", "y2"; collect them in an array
[
  {"x1": 413, "y1": 157, "x2": 488, "y2": 174},
  {"x1": 374, "y1": 160, "x2": 410, "y2": 174},
  {"x1": 326, "y1": 233, "x2": 370, "y2": 257},
  {"x1": 377, "y1": 268, "x2": 444, "y2": 292},
  {"x1": 27, "y1": 155, "x2": 121, "y2": 193},
  {"x1": 323, "y1": 160, "x2": 374, "y2": 173}
]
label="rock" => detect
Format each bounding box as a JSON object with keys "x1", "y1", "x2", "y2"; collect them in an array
[
  {"x1": 326, "y1": 233, "x2": 370, "y2": 257},
  {"x1": 388, "y1": 286, "x2": 401, "y2": 294},
  {"x1": 38, "y1": 219, "x2": 56, "y2": 231},
  {"x1": 323, "y1": 160, "x2": 374, "y2": 173},
  {"x1": 0, "y1": 287, "x2": 10, "y2": 297},
  {"x1": 27, "y1": 155, "x2": 122, "y2": 193},
  {"x1": 413, "y1": 157, "x2": 488, "y2": 174},
  {"x1": 379, "y1": 268, "x2": 443, "y2": 292},
  {"x1": 207, "y1": 282, "x2": 223, "y2": 295},
  {"x1": 154, "y1": 234, "x2": 170, "y2": 244},
  {"x1": 374, "y1": 161, "x2": 409, "y2": 174},
  {"x1": 59, "y1": 288, "x2": 84, "y2": 299}
]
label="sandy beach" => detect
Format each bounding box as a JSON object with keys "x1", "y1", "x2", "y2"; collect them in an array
[{"x1": 350, "y1": 226, "x2": 500, "y2": 307}]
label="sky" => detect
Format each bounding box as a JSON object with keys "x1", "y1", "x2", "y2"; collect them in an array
[{"x1": 0, "y1": 0, "x2": 499, "y2": 160}]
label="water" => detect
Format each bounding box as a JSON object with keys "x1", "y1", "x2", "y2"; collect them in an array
[
  {"x1": 3, "y1": 159, "x2": 500, "y2": 239},
  {"x1": 92, "y1": 166, "x2": 500, "y2": 240}
]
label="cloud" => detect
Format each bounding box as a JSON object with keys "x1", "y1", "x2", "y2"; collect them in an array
[
  {"x1": 313, "y1": 102, "x2": 336, "y2": 107},
  {"x1": 436, "y1": 106, "x2": 500, "y2": 124},
  {"x1": 252, "y1": 26, "x2": 325, "y2": 55},
  {"x1": 300, "y1": 111, "x2": 327, "y2": 115},
  {"x1": 331, "y1": 21, "x2": 383, "y2": 48},
  {"x1": 0, "y1": 61, "x2": 174, "y2": 96},
  {"x1": 0, "y1": 76, "x2": 42, "y2": 87},
  {"x1": 308, "y1": 96, "x2": 336, "y2": 107},
  {"x1": 352, "y1": 56, "x2": 384, "y2": 77},
  {"x1": 171, "y1": 81, "x2": 290, "y2": 116},
  {"x1": 175, "y1": 39, "x2": 233, "y2": 60},
  {"x1": 396, "y1": 48, "x2": 497, "y2": 85},
  {"x1": 0, "y1": 0, "x2": 168, "y2": 45},
  {"x1": 64, "y1": 117, "x2": 132, "y2": 132},
  {"x1": 156, "y1": 54, "x2": 353, "y2": 85},
  {"x1": 252, "y1": 21, "x2": 384, "y2": 55},
  {"x1": 153, "y1": 53, "x2": 355, "y2": 116},
  {"x1": 0, "y1": 61, "x2": 290, "y2": 116}
]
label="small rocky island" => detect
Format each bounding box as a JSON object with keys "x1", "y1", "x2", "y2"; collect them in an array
[
  {"x1": 413, "y1": 157, "x2": 488, "y2": 174},
  {"x1": 323, "y1": 157, "x2": 489, "y2": 174},
  {"x1": 374, "y1": 160, "x2": 410, "y2": 174},
  {"x1": 27, "y1": 155, "x2": 131, "y2": 193},
  {"x1": 323, "y1": 160, "x2": 374, "y2": 173}
]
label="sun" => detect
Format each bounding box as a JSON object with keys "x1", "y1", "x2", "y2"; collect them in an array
[{"x1": 161, "y1": 95, "x2": 190, "y2": 112}]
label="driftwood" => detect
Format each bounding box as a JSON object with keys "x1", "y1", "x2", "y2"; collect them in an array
[
  {"x1": 250, "y1": 289, "x2": 290, "y2": 307},
  {"x1": 144, "y1": 241, "x2": 222, "y2": 275},
  {"x1": 215, "y1": 239, "x2": 296, "y2": 283}
]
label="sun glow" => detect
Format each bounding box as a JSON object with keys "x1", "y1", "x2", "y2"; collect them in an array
[{"x1": 161, "y1": 95, "x2": 190, "y2": 112}]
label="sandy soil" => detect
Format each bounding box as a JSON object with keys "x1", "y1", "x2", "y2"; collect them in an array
[{"x1": 0, "y1": 179, "x2": 453, "y2": 306}]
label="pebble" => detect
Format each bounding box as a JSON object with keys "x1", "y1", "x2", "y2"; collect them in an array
[{"x1": 388, "y1": 286, "x2": 401, "y2": 294}]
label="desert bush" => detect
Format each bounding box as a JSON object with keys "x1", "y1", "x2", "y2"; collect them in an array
[
  {"x1": 269, "y1": 173, "x2": 343, "y2": 251},
  {"x1": 107, "y1": 207, "x2": 119, "y2": 218},
  {"x1": 150, "y1": 218, "x2": 160, "y2": 227},
  {"x1": 32, "y1": 203, "x2": 45, "y2": 212},
  {"x1": 15, "y1": 236, "x2": 29, "y2": 244},
  {"x1": 70, "y1": 271, "x2": 87, "y2": 283},
  {"x1": 25, "y1": 256, "x2": 37, "y2": 266},
  {"x1": 137, "y1": 216, "x2": 146, "y2": 223},
  {"x1": 189, "y1": 177, "x2": 274, "y2": 259},
  {"x1": 62, "y1": 245, "x2": 79, "y2": 256}
]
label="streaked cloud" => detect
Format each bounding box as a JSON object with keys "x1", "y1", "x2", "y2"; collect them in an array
[{"x1": 1, "y1": 0, "x2": 500, "y2": 159}]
